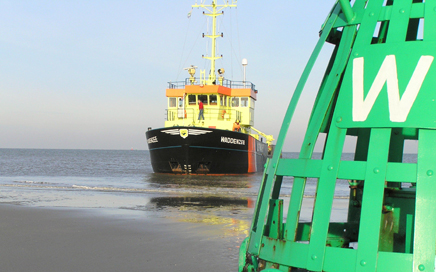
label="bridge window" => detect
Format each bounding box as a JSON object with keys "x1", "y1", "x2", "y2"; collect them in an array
[
  {"x1": 222, "y1": 96, "x2": 227, "y2": 106},
  {"x1": 241, "y1": 97, "x2": 248, "y2": 107},
  {"x1": 210, "y1": 95, "x2": 217, "y2": 105},
  {"x1": 232, "y1": 97, "x2": 239, "y2": 107},
  {"x1": 198, "y1": 95, "x2": 208, "y2": 105},
  {"x1": 169, "y1": 97, "x2": 177, "y2": 107},
  {"x1": 188, "y1": 95, "x2": 196, "y2": 105}
]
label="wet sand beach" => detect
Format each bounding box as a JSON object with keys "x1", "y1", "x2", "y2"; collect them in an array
[
  {"x1": 0, "y1": 198, "x2": 350, "y2": 272},
  {"x1": 0, "y1": 204, "x2": 242, "y2": 272}
]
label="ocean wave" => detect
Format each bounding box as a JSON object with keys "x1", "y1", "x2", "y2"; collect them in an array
[{"x1": 13, "y1": 180, "x2": 49, "y2": 185}]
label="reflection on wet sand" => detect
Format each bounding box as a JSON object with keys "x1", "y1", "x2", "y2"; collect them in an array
[
  {"x1": 146, "y1": 173, "x2": 260, "y2": 189},
  {"x1": 142, "y1": 173, "x2": 263, "y2": 243},
  {"x1": 149, "y1": 196, "x2": 252, "y2": 209},
  {"x1": 146, "y1": 195, "x2": 255, "y2": 238}
]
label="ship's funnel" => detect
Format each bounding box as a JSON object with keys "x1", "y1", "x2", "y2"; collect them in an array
[{"x1": 240, "y1": 0, "x2": 436, "y2": 271}]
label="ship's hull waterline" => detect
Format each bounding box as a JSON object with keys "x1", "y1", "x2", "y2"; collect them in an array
[{"x1": 146, "y1": 127, "x2": 269, "y2": 174}]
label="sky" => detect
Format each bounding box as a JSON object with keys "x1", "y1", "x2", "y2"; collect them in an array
[{"x1": 0, "y1": 0, "x2": 343, "y2": 151}]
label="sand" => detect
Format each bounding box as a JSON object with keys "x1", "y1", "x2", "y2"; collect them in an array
[
  {"x1": 0, "y1": 199, "x2": 350, "y2": 272},
  {"x1": 0, "y1": 205, "x2": 239, "y2": 272}
]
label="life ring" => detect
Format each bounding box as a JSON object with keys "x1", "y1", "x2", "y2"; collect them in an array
[{"x1": 221, "y1": 110, "x2": 226, "y2": 119}]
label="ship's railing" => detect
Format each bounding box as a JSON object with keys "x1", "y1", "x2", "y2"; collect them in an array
[
  {"x1": 168, "y1": 78, "x2": 256, "y2": 92},
  {"x1": 166, "y1": 108, "x2": 195, "y2": 122},
  {"x1": 167, "y1": 81, "x2": 186, "y2": 89},
  {"x1": 166, "y1": 108, "x2": 242, "y2": 123}
]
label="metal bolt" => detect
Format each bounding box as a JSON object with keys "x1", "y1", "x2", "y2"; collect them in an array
[
  {"x1": 360, "y1": 260, "x2": 367, "y2": 266},
  {"x1": 336, "y1": 117, "x2": 342, "y2": 123},
  {"x1": 373, "y1": 168, "x2": 380, "y2": 174},
  {"x1": 328, "y1": 165, "x2": 333, "y2": 171},
  {"x1": 311, "y1": 254, "x2": 317, "y2": 260},
  {"x1": 427, "y1": 170, "x2": 433, "y2": 176},
  {"x1": 419, "y1": 264, "x2": 425, "y2": 271}
]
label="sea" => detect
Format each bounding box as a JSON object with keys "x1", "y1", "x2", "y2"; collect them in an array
[{"x1": 0, "y1": 149, "x2": 417, "y2": 237}]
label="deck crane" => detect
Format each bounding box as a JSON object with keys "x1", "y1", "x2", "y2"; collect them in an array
[{"x1": 250, "y1": 127, "x2": 275, "y2": 154}]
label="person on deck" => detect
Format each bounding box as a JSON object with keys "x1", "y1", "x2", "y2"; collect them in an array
[
  {"x1": 198, "y1": 100, "x2": 204, "y2": 120},
  {"x1": 233, "y1": 120, "x2": 240, "y2": 132}
]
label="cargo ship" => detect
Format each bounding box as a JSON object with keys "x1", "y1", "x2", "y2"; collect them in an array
[{"x1": 145, "y1": 0, "x2": 274, "y2": 174}]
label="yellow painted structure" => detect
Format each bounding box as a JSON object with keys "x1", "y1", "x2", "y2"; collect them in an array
[
  {"x1": 165, "y1": 84, "x2": 256, "y2": 133},
  {"x1": 163, "y1": 0, "x2": 273, "y2": 147}
]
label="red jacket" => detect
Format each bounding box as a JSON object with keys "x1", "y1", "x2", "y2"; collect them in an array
[{"x1": 199, "y1": 101, "x2": 204, "y2": 110}]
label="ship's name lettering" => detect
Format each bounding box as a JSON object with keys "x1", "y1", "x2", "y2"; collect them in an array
[
  {"x1": 147, "y1": 136, "x2": 158, "y2": 144},
  {"x1": 221, "y1": 137, "x2": 245, "y2": 145}
]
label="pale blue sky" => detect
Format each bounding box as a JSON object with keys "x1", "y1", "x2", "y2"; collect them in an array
[{"x1": 0, "y1": 1, "x2": 337, "y2": 151}]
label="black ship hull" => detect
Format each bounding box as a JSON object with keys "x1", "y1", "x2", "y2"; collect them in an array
[{"x1": 146, "y1": 127, "x2": 269, "y2": 174}]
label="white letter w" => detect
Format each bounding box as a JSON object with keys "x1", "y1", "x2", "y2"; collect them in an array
[{"x1": 352, "y1": 55, "x2": 433, "y2": 122}]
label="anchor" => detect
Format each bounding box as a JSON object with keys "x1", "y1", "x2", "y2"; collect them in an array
[{"x1": 239, "y1": 0, "x2": 436, "y2": 271}]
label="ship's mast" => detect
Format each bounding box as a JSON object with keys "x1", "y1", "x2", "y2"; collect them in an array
[{"x1": 192, "y1": 0, "x2": 237, "y2": 85}]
